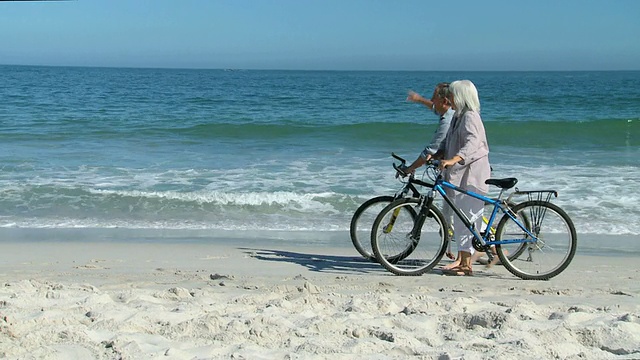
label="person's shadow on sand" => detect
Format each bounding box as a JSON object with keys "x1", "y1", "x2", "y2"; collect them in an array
[
  {"x1": 241, "y1": 247, "x2": 512, "y2": 279},
  {"x1": 239, "y1": 248, "x2": 386, "y2": 274}
]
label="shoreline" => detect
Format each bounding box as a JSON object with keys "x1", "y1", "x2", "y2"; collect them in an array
[
  {"x1": 1, "y1": 234, "x2": 639, "y2": 359},
  {"x1": 1, "y1": 227, "x2": 639, "y2": 256}
]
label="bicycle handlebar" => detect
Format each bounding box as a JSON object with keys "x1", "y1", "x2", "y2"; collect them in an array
[
  {"x1": 391, "y1": 152, "x2": 441, "y2": 179},
  {"x1": 392, "y1": 162, "x2": 407, "y2": 176},
  {"x1": 391, "y1": 152, "x2": 406, "y2": 165}
]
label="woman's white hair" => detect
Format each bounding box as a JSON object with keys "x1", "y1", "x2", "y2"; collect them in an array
[{"x1": 450, "y1": 80, "x2": 480, "y2": 114}]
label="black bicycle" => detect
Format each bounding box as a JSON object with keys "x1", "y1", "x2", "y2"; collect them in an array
[
  {"x1": 349, "y1": 154, "x2": 432, "y2": 262},
  {"x1": 350, "y1": 153, "x2": 528, "y2": 264}
]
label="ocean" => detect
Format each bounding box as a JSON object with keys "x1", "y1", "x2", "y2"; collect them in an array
[{"x1": 1, "y1": 66, "x2": 638, "y2": 254}]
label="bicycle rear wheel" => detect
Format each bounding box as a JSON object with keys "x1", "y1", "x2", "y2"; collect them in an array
[
  {"x1": 495, "y1": 200, "x2": 577, "y2": 280},
  {"x1": 371, "y1": 198, "x2": 448, "y2": 276}
]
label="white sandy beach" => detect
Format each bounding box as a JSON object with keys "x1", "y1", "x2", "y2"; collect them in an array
[{"x1": 1, "y1": 234, "x2": 639, "y2": 360}]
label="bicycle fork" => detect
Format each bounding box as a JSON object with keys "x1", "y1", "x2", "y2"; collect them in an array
[
  {"x1": 407, "y1": 193, "x2": 436, "y2": 240},
  {"x1": 382, "y1": 207, "x2": 402, "y2": 234},
  {"x1": 382, "y1": 191, "x2": 410, "y2": 234}
]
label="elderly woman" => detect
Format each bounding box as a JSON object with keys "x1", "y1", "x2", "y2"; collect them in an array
[{"x1": 427, "y1": 80, "x2": 491, "y2": 276}]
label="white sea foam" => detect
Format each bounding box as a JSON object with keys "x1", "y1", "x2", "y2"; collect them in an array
[{"x1": 0, "y1": 154, "x2": 638, "y2": 236}]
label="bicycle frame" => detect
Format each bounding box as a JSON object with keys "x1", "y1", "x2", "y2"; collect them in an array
[
  {"x1": 394, "y1": 176, "x2": 431, "y2": 199},
  {"x1": 422, "y1": 175, "x2": 538, "y2": 248},
  {"x1": 390, "y1": 154, "x2": 498, "y2": 241}
]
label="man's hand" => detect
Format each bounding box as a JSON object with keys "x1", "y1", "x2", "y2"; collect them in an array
[
  {"x1": 395, "y1": 164, "x2": 414, "y2": 178},
  {"x1": 406, "y1": 91, "x2": 422, "y2": 102}
]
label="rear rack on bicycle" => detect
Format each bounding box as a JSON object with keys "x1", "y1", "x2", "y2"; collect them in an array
[{"x1": 513, "y1": 188, "x2": 558, "y2": 202}]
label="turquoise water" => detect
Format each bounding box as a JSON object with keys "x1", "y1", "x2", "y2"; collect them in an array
[{"x1": 0, "y1": 66, "x2": 638, "y2": 242}]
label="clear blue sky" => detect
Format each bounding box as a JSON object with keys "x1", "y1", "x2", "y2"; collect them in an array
[{"x1": 1, "y1": 0, "x2": 639, "y2": 71}]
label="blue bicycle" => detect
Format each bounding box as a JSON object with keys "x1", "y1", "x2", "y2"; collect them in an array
[{"x1": 370, "y1": 160, "x2": 577, "y2": 280}]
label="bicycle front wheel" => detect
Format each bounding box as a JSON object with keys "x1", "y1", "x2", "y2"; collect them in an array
[
  {"x1": 371, "y1": 198, "x2": 448, "y2": 276},
  {"x1": 350, "y1": 196, "x2": 409, "y2": 261},
  {"x1": 495, "y1": 200, "x2": 577, "y2": 280}
]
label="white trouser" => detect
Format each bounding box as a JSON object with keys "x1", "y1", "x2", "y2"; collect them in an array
[{"x1": 451, "y1": 191, "x2": 484, "y2": 254}]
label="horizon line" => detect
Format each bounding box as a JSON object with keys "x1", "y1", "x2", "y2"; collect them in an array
[{"x1": 2, "y1": 63, "x2": 639, "y2": 72}]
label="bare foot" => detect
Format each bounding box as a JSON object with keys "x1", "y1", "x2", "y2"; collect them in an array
[
  {"x1": 441, "y1": 258, "x2": 461, "y2": 270},
  {"x1": 470, "y1": 251, "x2": 486, "y2": 264},
  {"x1": 442, "y1": 265, "x2": 473, "y2": 276},
  {"x1": 485, "y1": 249, "x2": 507, "y2": 269}
]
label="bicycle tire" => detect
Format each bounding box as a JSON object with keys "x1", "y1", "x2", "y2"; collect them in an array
[
  {"x1": 494, "y1": 200, "x2": 577, "y2": 280},
  {"x1": 371, "y1": 198, "x2": 448, "y2": 276},
  {"x1": 350, "y1": 195, "x2": 416, "y2": 261}
]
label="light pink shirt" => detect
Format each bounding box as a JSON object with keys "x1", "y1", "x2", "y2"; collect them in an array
[{"x1": 443, "y1": 110, "x2": 491, "y2": 194}]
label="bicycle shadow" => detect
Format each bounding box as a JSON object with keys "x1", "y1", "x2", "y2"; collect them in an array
[
  {"x1": 240, "y1": 247, "x2": 517, "y2": 279},
  {"x1": 240, "y1": 247, "x2": 386, "y2": 275}
]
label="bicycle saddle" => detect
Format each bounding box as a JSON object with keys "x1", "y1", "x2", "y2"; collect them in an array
[{"x1": 485, "y1": 177, "x2": 518, "y2": 189}]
